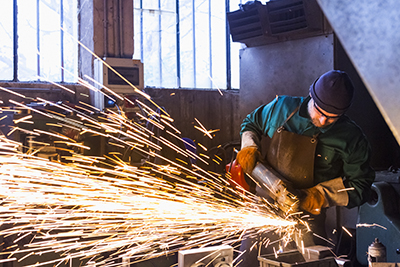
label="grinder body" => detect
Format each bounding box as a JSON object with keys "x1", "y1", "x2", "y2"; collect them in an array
[{"x1": 250, "y1": 162, "x2": 299, "y2": 214}]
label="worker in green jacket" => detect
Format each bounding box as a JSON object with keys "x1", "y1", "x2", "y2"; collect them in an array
[{"x1": 236, "y1": 70, "x2": 375, "y2": 265}]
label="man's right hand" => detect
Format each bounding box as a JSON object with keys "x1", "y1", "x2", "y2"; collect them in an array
[{"x1": 236, "y1": 146, "x2": 261, "y2": 174}]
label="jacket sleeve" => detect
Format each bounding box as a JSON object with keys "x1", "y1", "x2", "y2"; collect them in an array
[
  {"x1": 343, "y1": 134, "x2": 375, "y2": 208},
  {"x1": 240, "y1": 98, "x2": 279, "y2": 140}
]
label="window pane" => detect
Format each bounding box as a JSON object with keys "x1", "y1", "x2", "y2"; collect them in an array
[
  {"x1": 143, "y1": 0, "x2": 159, "y2": 10},
  {"x1": 161, "y1": 0, "x2": 175, "y2": 12},
  {"x1": 133, "y1": 5, "x2": 142, "y2": 60},
  {"x1": 18, "y1": 0, "x2": 38, "y2": 81},
  {"x1": 194, "y1": 0, "x2": 210, "y2": 88},
  {"x1": 40, "y1": 0, "x2": 61, "y2": 81},
  {"x1": 62, "y1": 0, "x2": 78, "y2": 82},
  {"x1": 143, "y1": 11, "x2": 161, "y2": 87},
  {"x1": 179, "y1": 0, "x2": 194, "y2": 88},
  {"x1": 229, "y1": 0, "x2": 243, "y2": 89},
  {"x1": 0, "y1": 1, "x2": 13, "y2": 80},
  {"x1": 230, "y1": 42, "x2": 240, "y2": 89},
  {"x1": 17, "y1": 0, "x2": 77, "y2": 82},
  {"x1": 160, "y1": 9, "x2": 177, "y2": 88},
  {"x1": 211, "y1": 0, "x2": 226, "y2": 90}
]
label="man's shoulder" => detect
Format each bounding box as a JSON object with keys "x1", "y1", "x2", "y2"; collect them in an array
[{"x1": 274, "y1": 95, "x2": 304, "y2": 110}]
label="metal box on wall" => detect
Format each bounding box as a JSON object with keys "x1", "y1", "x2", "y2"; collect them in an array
[
  {"x1": 93, "y1": 57, "x2": 144, "y2": 110},
  {"x1": 227, "y1": 0, "x2": 331, "y2": 47}
]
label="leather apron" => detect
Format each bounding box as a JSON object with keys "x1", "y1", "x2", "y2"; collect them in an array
[{"x1": 266, "y1": 106, "x2": 319, "y2": 189}]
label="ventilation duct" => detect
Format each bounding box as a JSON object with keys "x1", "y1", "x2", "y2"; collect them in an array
[
  {"x1": 227, "y1": 0, "x2": 331, "y2": 47},
  {"x1": 268, "y1": 0, "x2": 307, "y2": 35}
]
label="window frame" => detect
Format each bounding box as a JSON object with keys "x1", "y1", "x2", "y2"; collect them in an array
[
  {"x1": 134, "y1": 0, "x2": 238, "y2": 90},
  {"x1": 6, "y1": 0, "x2": 76, "y2": 83}
]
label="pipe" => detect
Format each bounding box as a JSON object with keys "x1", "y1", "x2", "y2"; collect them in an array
[
  {"x1": 103, "y1": 0, "x2": 108, "y2": 57},
  {"x1": 113, "y1": 0, "x2": 120, "y2": 57},
  {"x1": 119, "y1": 0, "x2": 123, "y2": 57}
]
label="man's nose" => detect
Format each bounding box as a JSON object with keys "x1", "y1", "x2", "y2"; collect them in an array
[{"x1": 319, "y1": 116, "x2": 328, "y2": 125}]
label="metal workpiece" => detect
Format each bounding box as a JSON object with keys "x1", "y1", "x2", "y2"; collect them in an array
[
  {"x1": 250, "y1": 162, "x2": 299, "y2": 214},
  {"x1": 178, "y1": 245, "x2": 233, "y2": 267}
]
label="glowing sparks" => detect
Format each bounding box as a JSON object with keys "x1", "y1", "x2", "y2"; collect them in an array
[
  {"x1": 0, "y1": 65, "x2": 302, "y2": 267},
  {"x1": 194, "y1": 118, "x2": 219, "y2": 139},
  {"x1": 0, "y1": 147, "x2": 296, "y2": 266},
  {"x1": 13, "y1": 115, "x2": 33, "y2": 124}
]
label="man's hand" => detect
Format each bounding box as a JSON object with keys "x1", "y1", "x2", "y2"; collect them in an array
[
  {"x1": 236, "y1": 146, "x2": 261, "y2": 174},
  {"x1": 299, "y1": 187, "x2": 325, "y2": 215}
]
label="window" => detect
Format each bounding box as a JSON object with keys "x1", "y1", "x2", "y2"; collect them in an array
[
  {"x1": 0, "y1": 0, "x2": 78, "y2": 82},
  {"x1": 133, "y1": 0, "x2": 253, "y2": 90}
]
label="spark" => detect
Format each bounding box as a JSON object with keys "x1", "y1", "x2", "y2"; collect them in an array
[
  {"x1": 356, "y1": 223, "x2": 387, "y2": 230},
  {"x1": 84, "y1": 74, "x2": 124, "y2": 101},
  {"x1": 197, "y1": 143, "x2": 208, "y2": 151},
  {"x1": 312, "y1": 233, "x2": 335, "y2": 246},
  {"x1": 194, "y1": 118, "x2": 215, "y2": 139},
  {"x1": 337, "y1": 187, "x2": 355, "y2": 192},
  {"x1": 207, "y1": 74, "x2": 223, "y2": 96},
  {"x1": 341, "y1": 226, "x2": 353, "y2": 237},
  {"x1": 13, "y1": 115, "x2": 33, "y2": 124},
  {"x1": 0, "y1": 86, "x2": 28, "y2": 99},
  {"x1": 36, "y1": 76, "x2": 76, "y2": 94}
]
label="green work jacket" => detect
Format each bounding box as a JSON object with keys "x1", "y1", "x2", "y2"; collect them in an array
[{"x1": 241, "y1": 95, "x2": 375, "y2": 208}]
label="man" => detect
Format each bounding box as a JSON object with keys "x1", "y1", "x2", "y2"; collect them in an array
[{"x1": 236, "y1": 70, "x2": 375, "y2": 265}]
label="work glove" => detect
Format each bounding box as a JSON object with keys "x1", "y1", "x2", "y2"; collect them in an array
[
  {"x1": 299, "y1": 177, "x2": 349, "y2": 215},
  {"x1": 238, "y1": 131, "x2": 262, "y2": 174},
  {"x1": 299, "y1": 187, "x2": 325, "y2": 215},
  {"x1": 236, "y1": 146, "x2": 262, "y2": 174}
]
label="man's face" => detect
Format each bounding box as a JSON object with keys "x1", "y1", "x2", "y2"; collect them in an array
[{"x1": 308, "y1": 98, "x2": 341, "y2": 128}]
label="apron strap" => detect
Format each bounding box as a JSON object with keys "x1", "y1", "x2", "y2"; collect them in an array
[
  {"x1": 277, "y1": 106, "x2": 299, "y2": 133},
  {"x1": 277, "y1": 105, "x2": 320, "y2": 142}
]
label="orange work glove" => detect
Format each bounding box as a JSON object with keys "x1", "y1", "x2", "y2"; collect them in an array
[
  {"x1": 236, "y1": 146, "x2": 261, "y2": 174},
  {"x1": 299, "y1": 187, "x2": 325, "y2": 215}
]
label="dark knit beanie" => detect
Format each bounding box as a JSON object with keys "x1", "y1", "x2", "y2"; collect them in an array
[{"x1": 310, "y1": 70, "x2": 354, "y2": 114}]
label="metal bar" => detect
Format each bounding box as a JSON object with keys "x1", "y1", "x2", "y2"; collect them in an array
[
  {"x1": 113, "y1": 0, "x2": 120, "y2": 57},
  {"x1": 225, "y1": 0, "x2": 231, "y2": 90},
  {"x1": 61, "y1": 0, "x2": 64, "y2": 82},
  {"x1": 208, "y1": 0, "x2": 212, "y2": 88},
  {"x1": 176, "y1": 0, "x2": 181, "y2": 88},
  {"x1": 13, "y1": 0, "x2": 18, "y2": 82},
  {"x1": 140, "y1": 0, "x2": 144, "y2": 61},
  {"x1": 103, "y1": 0, "x2": 108, "y2": 57},
  {"x1": 192, "y1": 0, "x2": 196, "y2": 88},
  {"x1": 119, "y1": 0, "x2": 123, "y2": 57},
  {"x1": 158, "y1": 0, "x2": 162, "y2": 86},
  {"x1": 37, "y1": 0, "x2": 40, "y2": 79}
]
